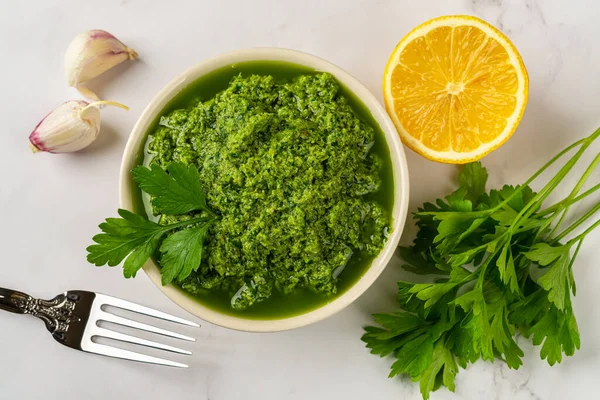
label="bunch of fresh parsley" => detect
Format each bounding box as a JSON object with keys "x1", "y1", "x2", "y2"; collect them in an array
[
  {"x1": 363, "y1": 127, "x2": 600, "y2": 399},
  {"x1": 87, "y1": 162, "x2": 218, "y2": 285}
]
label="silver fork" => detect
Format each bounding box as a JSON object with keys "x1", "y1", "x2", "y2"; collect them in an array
[{"x1": 0, "y1": 287, "x2": 199, "y2": 368}]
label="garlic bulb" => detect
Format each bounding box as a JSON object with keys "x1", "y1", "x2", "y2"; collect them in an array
[
  {"x1": 29, "y1": 100, "x2": 128, "y2": 153},
  {"x1": 65, "y1": 30, "x2": 138, "y2": 92}
]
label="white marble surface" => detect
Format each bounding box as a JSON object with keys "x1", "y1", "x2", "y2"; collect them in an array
[{"x1": 1, "y1": 0, "x2": 600, "y2": 399}]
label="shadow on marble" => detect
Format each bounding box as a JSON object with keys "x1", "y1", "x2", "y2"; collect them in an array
[{"x1": 79, "y1": 57, "x2": 142, "y2": 101}]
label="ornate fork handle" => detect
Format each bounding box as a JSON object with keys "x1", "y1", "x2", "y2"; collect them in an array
[{"x1": 0, "y1": 287, "x2": 77, "y2": 334}]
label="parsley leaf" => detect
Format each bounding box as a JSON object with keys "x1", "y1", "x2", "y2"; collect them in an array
[
  {"x1": 511, "y1": 290, "x2": 580, "y2": 366},
  {"x1": 524, "y1": 242, "x2": 575, "y2": 310},
  {"x1": 399, "y1": 246, "x2": 448, "y2": 275},
  {"x1": 388, "y1": 333, "x2": 433, "y2": 379},
  {"x1": 87, "y1": 209, "x2": 172, "y2": 277},
  {"x1": 530, "y1": 307, "x2": 580, "y2": 365},
  {"x1": 419, "y1": 337, "x2": 458, "y2": 398},
  {"x1": 131, "y1": 162, "x2": 213, "y2": 215},
  {"x1": 88, "y1": 162, "x2": 219, "y2": 285},
  {"x1": 159, "y1": 222, "x2": 211, "y2": 285},
  {"x1": 523, "y1": 242, "x2": 568, "y2": 266},
  {"x1": 87, "y1": 209, "x2": 212, "y2": 281},
  {"x1": 458, "y1": 161, "x2": 488, "y2": 204},
  {"x1": 496, "y1": 242, "x2": 519, "y2": 293}
]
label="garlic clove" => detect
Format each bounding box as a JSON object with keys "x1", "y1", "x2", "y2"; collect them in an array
[
  {"x1": 65, "y1": 29, "x2": 137, "y2": 89},
  {"x1": 29, "y1": 101, "x2": 99, "y2": 153},
  {"x1": 29, "y1": 100, "x2": 128, "y2": 154},
  {"x1": 76, "y1": 86, "x2": 101, "y2": 101}
]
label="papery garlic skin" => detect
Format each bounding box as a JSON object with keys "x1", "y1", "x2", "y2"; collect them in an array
[
  {"x1": 65, "y1": 29, "x2": 137, "y2": 88},
  {"x1": 29, "y1": 101, "x2": 100, "y2": 153}
]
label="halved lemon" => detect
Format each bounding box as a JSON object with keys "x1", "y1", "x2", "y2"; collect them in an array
[{"x1": 384, "y1": 15, "x2": 528, "y2": 163}]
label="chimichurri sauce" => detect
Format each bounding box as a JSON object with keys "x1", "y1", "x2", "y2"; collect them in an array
[{"x1": 135, "y1": 61, "x2": 394, "y2": 319}]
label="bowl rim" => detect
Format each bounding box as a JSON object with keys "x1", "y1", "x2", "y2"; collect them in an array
[{"x1": 119, "y1": 47, "x2": 410, "y2": 332}]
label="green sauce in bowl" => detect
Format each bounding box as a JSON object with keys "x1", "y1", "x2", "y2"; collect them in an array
[{"x1": 133, "y1": 61, "x2": 394, "y2": 320}]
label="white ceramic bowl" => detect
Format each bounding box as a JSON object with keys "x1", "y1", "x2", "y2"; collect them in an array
[{"x1": 120, "y1": 48, "x2": 410, "y2": 332}]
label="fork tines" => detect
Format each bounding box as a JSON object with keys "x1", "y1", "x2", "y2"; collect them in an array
[{"x1": 83, "y1": 294, "x2": 199, "y2": 368}]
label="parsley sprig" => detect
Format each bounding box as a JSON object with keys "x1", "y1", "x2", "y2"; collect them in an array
[
  {"x1": 363, "y1": 127, "x2": 600, "y2": 399},
  {"x1": 87, "y1": 162, "x2": 218, "y2": 285}
]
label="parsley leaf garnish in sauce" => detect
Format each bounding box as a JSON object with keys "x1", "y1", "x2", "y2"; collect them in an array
[{"x1": 87, "y1": 162, "x2": 217, "y2": 284}]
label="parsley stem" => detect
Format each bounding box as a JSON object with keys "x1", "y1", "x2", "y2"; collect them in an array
[
  {"x1": 567, "y1": 238, "x2": 583, "y2": 273},
  {"x1": 553, "y1": 201, "x2": 600, "y2": 243},
  {"x1": 537, "y1": 183, "x2": 600, "y2": 217},
  {"x1": 207, "y1": 210, "x2": 219, "y2": 218},
  {"x1": 547, "y1": 150, "x2": 600, "y2": 237},
  {"x1": 507, "y1": 127, "x2": 600, "y2": 234},
  {"x1": 492, "y1": 127, "x2": 600, "y2": 221},
  {"x1": 475, "y1": 251, "x2": 495, "y2": 288},
  {"x1": 473, "y1": 128, "x2": 600, "y2": 273},
  {"x1": 491, "y1": 134, "x2": 593, "y2": 212},
  {"x1": 416, "y1": 130, "x2": 598, "y2": 220},
  {"x1": 164, "y1": 216, "x2": 216, "y2": 230},
  {"x1": 571, "y1": 217, "x2": 600, "y2": 243}
]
